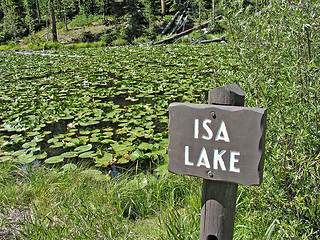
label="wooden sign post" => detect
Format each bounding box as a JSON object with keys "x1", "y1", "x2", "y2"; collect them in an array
[{"x1": 168, "y1": 84, "x2": 267, "y2": 240}]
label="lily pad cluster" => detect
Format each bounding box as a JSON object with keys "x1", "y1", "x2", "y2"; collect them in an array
[{"x1": 0, "y1": 45, "x2": 231, "y2": 171}]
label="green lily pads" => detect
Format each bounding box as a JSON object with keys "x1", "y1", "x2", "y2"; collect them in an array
[
  {"x1": 48, "y1": 138, "x2": 59, "y2": 144},
  {"x1": 130, "y1": 149, "x2": 144, "y2": 161},
  {"x1": 79, "y1": 120, "x2": 100, "y2": 127},
  {"x1": 74, "y1": 144, "x2": 92, "y2": 153},
  {"x1": 45, "y1": 155, "x2": 64, "y2": 164},
  {"x1": 79, "y1": 151, "x2": 96, "y2": 159},
  {"x1": 0, "y1": 155, "x2": 13, "y2": 162},
  {"x1": 138, "y1": 142, "x2": 153, "y2": 150},
  {"x1": 34, "y1": 151, "x2": 47, "y2": 160},
  {"x1": 79, "y1": 130, "x2": 91, "y2": 135},
  {"x1": 22, "y1": 141, "x2": 37, "y2": 149},
  {"x1": 118, "y1": 157, "x2": 129, "y2": 164},
  {"x1": 12, "y1": 149, "x2": 27, "y2": 157},
  {"x1": 95, "y1": 153, "x2": 113, "y2": 166},
  {"x1": 61, "y1": 151, "x2": 79, "y2": 158},
  {"x1": 101, "y1": 139, "x2": 115, "y2": 144},
  {"x1": 61, "y1": 116, "x2": 74, "y2": 120},
  {"x1": 89, "y1": 137, "x2": 99, "y2": 143},
  {"x1": 18, "y1": 153, "x2": 36, "y2": 164},
  {"x1": 27, "y1": 131, "x2": 40, "y2": 137},
  {"x1": 50, "y1": 142, "x2": 64, "y2": 148},
  {"x1": 102, "y1": 132, "x2": 113, "y2": 138},
  {"x1": 111, "y1": 143, "x2": 127, "y2": 152}
]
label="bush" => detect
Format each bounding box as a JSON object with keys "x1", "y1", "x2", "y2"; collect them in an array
[
  {"x1": 112, "y1": 38, "x2": 128, "y2": 46},
  {"x1": 43, "y1": 42, "x2": 63, "y2": 49},
  {"x1": 142, "y1": 26, "x2": 158, "y2": 40},
  {"x1": 78, "y1": 30, "x2": 96, "y2": 42},
  {"x1": 70, "y1": 14, "x2": 103, "y2": 27},
  {"x1": 134, "y1": 36, "x2": 151, "y2": 44},
  {"x1": 101, "y1": 26, "x2": 130, "y2": 45}
]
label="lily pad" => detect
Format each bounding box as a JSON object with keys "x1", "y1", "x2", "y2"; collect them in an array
[
  {"x1": 118, "y1": 157, "x2": 129, "y2": 164},
  {"x1": 34, "y1": 151, "x2": 47, "y2": 160},
  {"x1": 61, "y1": 151, "x2": 79, "y2": 158},
  {"x1": 78, "y1": 151, "x2": 96, "y2": 159},
  {"x1": 12, "y1": 149, "x2": 27, "y2": 157},
  {"x1": 101, "y1": 139, "x2": 115, "y2": 144},
  {"x1": 18, "y1": 153, "x2": 36, "y2": 164},
  {"x1": 45, "y1": 155, "x2": 64, "y2": 164},
  {"x1": 95, "y1": 153, "x2": 113, "y2": 166},
  {"x1": 102, "y1": 131, "x2": 114, "y2": 138},
  {"x1": 27, "y1": 131, "x2": 40, "y2": 137},
  {"x1": 74, "y1": 144, "x2": 92, "y2": 153},
  {"x1": 50, "y1": 142, "x2": 64, "y2": 148},
  {"x1": 0, "y1": 155, "x2": 13, "y2": 162},
  {"x1": 130, "y1": 149, "x2": 144, "y2": 161},
  {"x1": 22, "y1": 141, "x2": 37, "y2": 149},
  {"x1": 79, "y1": 130, "x2": 91, "y2": 135},
  {"x1": 138, "y1": 142, "x2": 153, "y2": 150}
]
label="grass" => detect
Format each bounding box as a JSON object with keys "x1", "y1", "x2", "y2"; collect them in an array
[{"x1": 0, "y1": 161, "x2": 200, "y2": 239}]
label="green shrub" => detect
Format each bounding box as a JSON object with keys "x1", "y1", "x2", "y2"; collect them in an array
[
  {"x1": 43, "y1": 42, "x2": 63, "y2": 49},
  {"x1": 70, "y1": 14, "x2": 103, "y2": 27},
  {"x1": 142, "y1": 26, "x2": 158, "y2": 40},
  {"x1": 78, "y1": 30, "x2": 96, "y2": 42},
  {"x1": 112, "y1": 38, "x2": 128, "y2": 46},
  {"x1": 0, "y1": 44, "x2": 12, "y2": 51},
  {"x1": 134, "y1": 36, "x2": 151, "y2": 44},
  {"x1": 56, "y1": 21, "x2": 65, "y2": 29}
]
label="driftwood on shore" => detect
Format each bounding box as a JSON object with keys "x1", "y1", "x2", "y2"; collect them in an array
[
  {"x1": 152, "y1": 17, "x2": 225, "y2": 46},
  {"x1": 198, "y1": 35, "x2": 226, "y2": 44},
  {"x1": 160, "y1": 11, "x2": 181, "y2": 36}
]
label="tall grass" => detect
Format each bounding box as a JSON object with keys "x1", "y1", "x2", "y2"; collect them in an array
[{"x1": 0, "y1": 162, "x2": 201, "y2": 239}]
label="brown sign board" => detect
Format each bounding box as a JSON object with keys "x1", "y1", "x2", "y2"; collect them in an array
[{"x1": 168, "y1": 102, "x2": 267, "y2": 186}]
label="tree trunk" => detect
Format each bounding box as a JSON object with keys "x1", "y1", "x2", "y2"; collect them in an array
[
  {"x1": 199, "y1": 0, "x2": 201, "y2": 25},
  {"x1": 102, "y1": 0, "x2": 107, "y2": 21},
  {"x1": 35, "y1": 0, "x2": 40, "y2": 24},
  {"x1": 49, "y1": 0, "x2": 58, "y2": 42},
  {"x1": 212, "y1": 0, "x2": 215, "y2": 24},
  {"x1": 161, "y1": 0, "x2": 165, "y2": 16},
  {"x1": 64, "y1": 5, "x2": 68, "y2": 31}
]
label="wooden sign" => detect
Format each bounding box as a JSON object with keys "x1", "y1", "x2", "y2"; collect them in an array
[{"x1": 168, "y1": 102, "x2": 267, "y2": 186}]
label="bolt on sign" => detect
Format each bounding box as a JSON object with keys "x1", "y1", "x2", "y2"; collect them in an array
[{"x1": 168, "y1": 102, "x2": 267, "y2": 186}]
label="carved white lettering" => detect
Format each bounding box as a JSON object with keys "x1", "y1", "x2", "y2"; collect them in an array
[
  {"x1": 202, "y1": 119, "x2": 213, "y2": 140},
  {"x1": 215, "y1": 121, "x2": 230, "y2": 142},
  {"x1": 196, "y1": 147, "x2": 210, "y2": 168},
  {"x1": 184, "y1": 145, "x2": 194, "y2": 166},
  {"x1": 230, "y1": 151, "x2": 240, "y2": 173},
  {"x1": 194, "y1": 119, "x2": 199, "y2": 139},
  {"x1": 213, "y1": 149, "x2": 227, "y2": 171}
]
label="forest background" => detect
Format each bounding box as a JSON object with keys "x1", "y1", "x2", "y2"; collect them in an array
[{"x1": 0, "y1": 0, "x2": 221, "y2": 47}]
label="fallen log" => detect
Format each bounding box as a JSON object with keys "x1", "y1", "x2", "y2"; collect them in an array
[
  {"x1": 169, "y1": 11, "x2": 185, "y2": 36},
  {"x1": 160, "y1": 11, "x2": 180, "y2": 36},
  {"x1": 177, "y1": 15, "x2": 189, "y2": 33},
  {"x1": 190, "y1": 33, "x2": 207, "y2": 44},
  {"x1": 199, "y1": 35, "x2": 226, "y2": 44},
  {"x1": 153, "y1": 19, "x2": 212, "y2": 45},
  {"x1": 153, "y1": 28, "x2": 194, "y2": 45},
  {"x1": 39, "y1": 31, "x2": 49, "y2": 39}
]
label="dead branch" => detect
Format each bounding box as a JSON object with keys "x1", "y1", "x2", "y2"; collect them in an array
[{"x1": 198, "y1": 35, "x2": 226, "y2": 44}]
